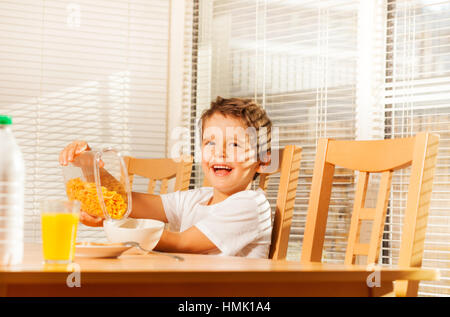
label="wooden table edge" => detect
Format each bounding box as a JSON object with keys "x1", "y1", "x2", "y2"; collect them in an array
[{"x1": 0, "y1": 268, "x2": 439, "y2": 285}]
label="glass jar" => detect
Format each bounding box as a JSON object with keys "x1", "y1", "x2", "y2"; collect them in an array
[{"x1": 62, "y1": 147, "x2": 132, "y2": 221}]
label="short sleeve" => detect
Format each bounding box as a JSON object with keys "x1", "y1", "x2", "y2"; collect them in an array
[
  {"x1": 195, "y1": 193, "x2": 260, "y2": 256},
  {"x1": 160, "y1": 190, "x2": 183, "y2": 231}
]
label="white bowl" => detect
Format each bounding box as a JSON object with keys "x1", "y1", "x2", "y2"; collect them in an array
[{"x1": 103, "y1": 218, "x2": 165, "y2": 251}]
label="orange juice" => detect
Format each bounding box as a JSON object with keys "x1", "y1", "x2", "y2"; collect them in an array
[{"x1": 41, "y1": 213, "x2": 79, "y2": 263}]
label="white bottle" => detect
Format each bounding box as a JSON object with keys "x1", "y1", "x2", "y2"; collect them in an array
[{"x1": 0, "y1": 115, "x2": 24, "y2": 265}]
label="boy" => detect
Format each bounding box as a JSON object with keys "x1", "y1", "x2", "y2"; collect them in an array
[{"x1": 60, "y1": 97, "x2": 273, "y2": 258}]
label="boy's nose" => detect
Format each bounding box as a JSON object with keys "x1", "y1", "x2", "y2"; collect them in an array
[
  {"x1": 211, "y1": 143, "x2": 227, "y2": 162},
  {"x1": 213, "y1": 148, "x2": 226, "y2": 162}
]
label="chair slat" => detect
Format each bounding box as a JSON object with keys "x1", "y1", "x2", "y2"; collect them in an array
[
  {"x1": 395, "y1": 133, "x2": 439, "y2": 296},
  {"x1": 326, "y1": 137, "x2": 415, "y2": 172},
  {"x1": 367, "y1": 171, "x2": 393, "y2": 265},
  {"x1": 269, "y1": 145, "x2": 302, "y2": 260},
  {"x1": 160, "y1": 178, "x2": 169, "y2": 194},
  {"x1": 301, "y1": 139, "x2": 335, "y2": 264},
  {"x1": 353, "y1": 243, "x2": 370, "y2": 255},
  {"x1": 128, "y1": 158, "x2": 178, "y2": 180},
  {"x1": 359, "y1": 208, "x2": 376, "y2": 220},
  {"x1": 344, "y1": 171, "x2": 369, "y2": 265},
  {"x1": 174, "y1": 155, "x2": 193, "y2": 192},
  {"x1": 147, "y1": 179, "x2": 156, "y2": 194}
]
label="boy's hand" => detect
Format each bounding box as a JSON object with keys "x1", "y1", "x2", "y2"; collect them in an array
[
  {"x1": 59, "y1": 140, "x2": 104, "y2": 169},
  {"x1": 79, "y1": 211, "x2": 104, "y2": 227},
  {"x1": 59, "y1": 140, "x2": 91, "y2": 166}
]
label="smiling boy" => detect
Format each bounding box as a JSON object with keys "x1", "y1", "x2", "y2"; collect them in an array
[{"x1": 60, "y1": 96, "x2": 273, "y2": 258}]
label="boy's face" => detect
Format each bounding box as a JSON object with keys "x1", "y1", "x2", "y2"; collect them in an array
[{"x1": 201, "y1": 113, "x2": 263, "y2": 195}]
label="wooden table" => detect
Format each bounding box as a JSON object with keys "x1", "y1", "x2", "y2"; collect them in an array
[{"x1": 0, "y1": 244, "x2": 438, "y2": 297}]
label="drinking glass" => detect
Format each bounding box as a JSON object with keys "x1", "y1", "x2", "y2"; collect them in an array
[{"x1": 40, "y1": 200, "x2": 80, "y2": 264}]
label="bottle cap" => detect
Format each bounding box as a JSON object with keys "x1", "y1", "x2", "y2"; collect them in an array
[{"x1": 0, "y1": 115, "x2": 12, "y2": 125}]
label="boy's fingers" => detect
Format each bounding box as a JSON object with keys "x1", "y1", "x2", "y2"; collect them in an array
[
  {"x1": 84, "y1": 211, "x2": 103, "y2": 223},
  {"x1": 75, "y1": 141, "x2": 89, "y2": 154},
  {"x1": 59, "y1": 141, "x2": 89, "y2": 166},
  {"x1": 80, "y1": 211, "x2": 104, "y2": 227},
  {"x1": 62, "y1": 143, "x2": 74, "y2": 165},
  {"x1": 62, "y1": 148, "x2": 70, "y2": 166},
  {"x1": 59, "y1": 143, "x2": 73, "y2": 166},
  {"x1": 67, "y1": 143, "x2": 78, "y2": 163}
]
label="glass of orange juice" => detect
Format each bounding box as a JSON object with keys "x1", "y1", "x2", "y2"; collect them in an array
[{"x1": 40, "y1": 200, "x2": 80, "y2": 264}]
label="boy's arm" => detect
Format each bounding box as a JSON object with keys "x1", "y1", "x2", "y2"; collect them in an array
[
  {"x1": 131, "y1": 194, "x2": 218, "y2": 253},
  {"x1": 130, "y1": 192, "x2": 168, "y2": 222},
  {"x1": 154, "y1": 226, "x2": 218, "y2": 254},
  {"x1": 81, "y1": 193, "x2": 218, "y2": 253}
]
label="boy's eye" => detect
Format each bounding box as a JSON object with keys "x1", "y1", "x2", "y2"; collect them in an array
[
  {"x1": 205, "y1": 140, "x2": 215, "y2": 146},
  {"x1": 229, "y1": 142, "x2": 240, "y2": 148}
]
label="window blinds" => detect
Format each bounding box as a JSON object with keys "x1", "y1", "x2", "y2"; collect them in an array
[
  {"x1": 0, "y1": 0, "x2": 170, "y2": 242},
  {"x1": 181, "y1": 0, "x2": 199, "y2": 175},
  {"x1": 191, "y1": 0, "x2": 449, "y2": 296},
  {"x1": 383, "y1": 0, "x2": 450, "y2": 297},
  {"x1": 194, "y1": 0, "x2": 360, "y2": 260}
]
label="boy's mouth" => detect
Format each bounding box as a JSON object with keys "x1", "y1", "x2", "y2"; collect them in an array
[{"x1": 211, "y1": 164, "x2": 233, "y2": 177}]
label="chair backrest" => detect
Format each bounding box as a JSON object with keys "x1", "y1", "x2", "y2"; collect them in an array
[
  {"x1": 300, "y1": 132, "x2": 439, "y2": 296},
  {"x1": 124, "y1": 155, "x2": 193, "y2": 194},
  {"x1": 202, "y1": 145, "x2": 302, "y2": 260}
]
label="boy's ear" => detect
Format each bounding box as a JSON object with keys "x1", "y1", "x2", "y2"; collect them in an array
[{"x1": 256, "y1": 152, "x2": 271, "y2": 174}]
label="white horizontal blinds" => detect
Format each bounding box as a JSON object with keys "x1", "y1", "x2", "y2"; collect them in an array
[
  {"x1": 261, "y1": 0, "x2": 359, "y2": 262},
  {"x1": 181, "y1": 0, "x2": 201, "y2": 190},
  {"x1": 189, "y1": 0, "x2": 203, "y2": 190},
  {"x1": 383, "y1": 0, "x2": 450, "y2": 296},
  {"x1": 195, "y1": 0, "x2": 359, "y2": 261},
  {"x1": 191, "y1": 0, "x2": 213, "y2": 188},
  {"x1": 181, "y1": 0, "x2": 193, "y2": 142},
  {"x1": 0, "y1": 0, "x2": 169, "y2": 242}
]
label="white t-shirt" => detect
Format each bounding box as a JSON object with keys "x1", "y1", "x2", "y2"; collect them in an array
[{"x1": 160, "y1": 187, "x2": 272, "y2": 258}]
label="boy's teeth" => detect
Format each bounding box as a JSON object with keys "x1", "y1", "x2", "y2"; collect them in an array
[{"x1": 213, "y1": 165, "x2": 232, "y2": 170}]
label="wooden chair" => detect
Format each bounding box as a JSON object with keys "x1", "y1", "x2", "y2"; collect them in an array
[
  {"x1": 300, "y1": 132, "x2": 439, "y2": 296},
  {"x1": 123, "y1": 155, "x2": 193, "y2": 194},
  {"x1": 203, "y1": 145, "x2": 302, "y2": 260}
]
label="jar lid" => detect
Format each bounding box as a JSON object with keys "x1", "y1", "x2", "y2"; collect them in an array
[{"x1": 0, "y1": 115, "x2": 12, "y2": 125}]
